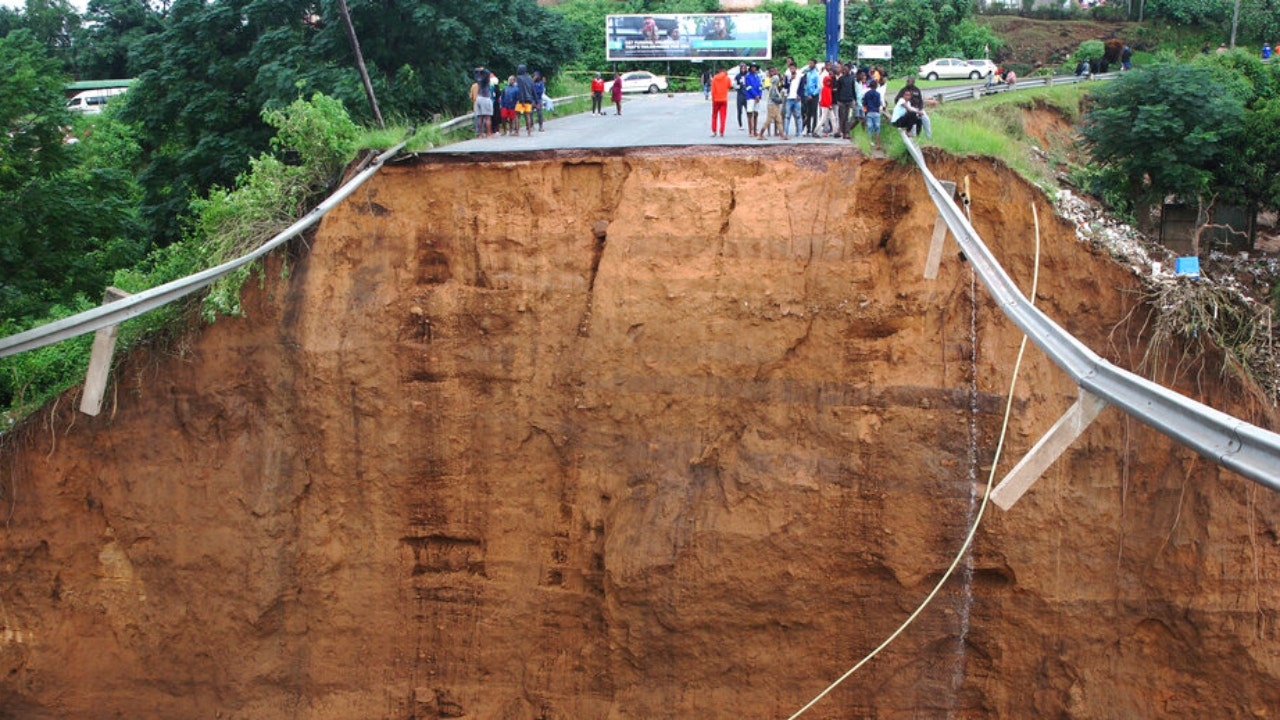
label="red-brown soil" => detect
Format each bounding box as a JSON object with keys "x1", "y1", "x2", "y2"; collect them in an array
[{"x1": 1, "y1": 146, "x2": 1278, "y2": 719}]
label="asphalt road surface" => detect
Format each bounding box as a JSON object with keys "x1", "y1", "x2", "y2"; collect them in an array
[
  {"x1": 435, "y1": 92, "x2": 858, "y2": 152},
  {"x1": 432, "y1": 82, "x2": 983, "y2": 154}
]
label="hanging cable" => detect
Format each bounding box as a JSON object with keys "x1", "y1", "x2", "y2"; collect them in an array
[{"x1": 786, "y1": 199, "x2": 1043, "y2": 720}]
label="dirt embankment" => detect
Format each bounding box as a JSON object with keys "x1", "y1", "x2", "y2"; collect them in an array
[{"x1": 1, "y1": 146, "x2": 1278, "y2": 719}]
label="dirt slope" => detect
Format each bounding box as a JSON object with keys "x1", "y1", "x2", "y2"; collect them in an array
[{"x1": 1, "y1": 146, "x2": 1277, "y2": 719}]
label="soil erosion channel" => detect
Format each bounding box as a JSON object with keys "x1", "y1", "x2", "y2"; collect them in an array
[{"x1": 1, "y1": 146, "x2": 1278, "y2": 719}]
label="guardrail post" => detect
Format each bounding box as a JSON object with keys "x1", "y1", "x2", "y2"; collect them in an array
[
  {"x1": 923, "y1": 180, "x2": 958, "y2": 280},
  {"x1": 990, "y1": 388, "x2": 1108, "y2": 510},
  {"x1": 972, "y1": 87, "x2": 981, "y2": 100},
  {"x1": 80, "y1": 287, "x2": 132, "y2": 417}
]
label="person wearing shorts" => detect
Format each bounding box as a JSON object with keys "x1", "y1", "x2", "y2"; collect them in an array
[
  {"x1": 500, "y1": 76, "x2": 518, "y2": 135},
  {"x1": 473, "y1": 67, "x2": 493, "y2": 138},
  {"x1": 744, "y1": 64, "x2": 762, "y2": 137},
  {"x1": 515, "y1": 64, "x2": 536, "y2": 136}
]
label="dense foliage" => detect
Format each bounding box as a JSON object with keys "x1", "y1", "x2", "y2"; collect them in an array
[
  {"x1": 0, "y1": 30, "x2": 144, "y2": 323},
  {"x1": 1081, "y1": 52, "x2": 1280, "y2": 232}
]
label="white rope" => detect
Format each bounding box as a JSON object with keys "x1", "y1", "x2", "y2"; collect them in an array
[{"x1": 786, "y1": 200, "x2": 1043, "y2": 720}]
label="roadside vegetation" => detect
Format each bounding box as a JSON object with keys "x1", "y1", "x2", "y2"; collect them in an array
[{"x1": 3, "y1": 0, "x2": 1280, "y2": 421}]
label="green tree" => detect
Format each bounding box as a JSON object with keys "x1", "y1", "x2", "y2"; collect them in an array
[
  {"x1": 72, "y1": 0, "x2": 166, "y2": 80},
  {"x1": 123, "y1": 0, "x2": 576, "y2": 243},
  {"x1": 764, "y1": 0, "x2": 824, "y2": 63},
  {"x1": 1081, "y1": 62, "x2": 1246, "y2": 232},
  {"x1": 0, "y1": 31, "x2": 144, "y2": 322}
]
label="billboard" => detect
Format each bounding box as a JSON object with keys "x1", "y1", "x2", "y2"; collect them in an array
[{"x1": 606, "y1": 14, "x2": 772, "y2": 62}]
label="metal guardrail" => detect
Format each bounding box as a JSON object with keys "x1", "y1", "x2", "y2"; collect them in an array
[
  {"x1": 0, "y1": 93, "x2": 585, "y2": 361},
  {"x1": 899, "y1": 132, "x2": 1280, "y2": 492},
  {"x1": 930, "y1": 72, "x2": 1119, "y2": 103},
  {"x1": 0, "y1": 141, "x2": 408, "y2": 359}
]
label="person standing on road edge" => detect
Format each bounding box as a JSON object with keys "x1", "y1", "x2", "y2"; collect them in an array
[
  {"x1": 500, "y1": 76, "x2": 518, "y2": 136},
  {"x1": 862, "y1": 79, "x2": 883, "y2": 151},
  {"x1": 701, "y1": 67, "x2": 712, "y2": 100},
  {"x1": 803, "y1": 59, "x2": 821, "y2": 136},
  {"x1": 744, "y1": 64, "x2": 763, "y2": 137},
  {"x1": 591, "y1": 73, "x2": 605, "y2": 115},
  {"x1": 835, "y1": 63, "x2": 855, "y2": 139},
  {"x1": 515, "y1": 64, "x2": 536, "y2": 136},
  {"x1": 472, "y1": 67, "x2": 493, "y2": 138},
  {"x1": 710, "y1": 68, "x2": 731, "y2": 137},
  {"x1": 532, "y1": 71, "x2": 546, "y2": 131},
  {"x1": 610, "y1": 72, "x2": 624, "y2": 115},
  {"x1": 734, "y1": 62, "x2": 748, "y2": 129},
  {"x1": 1263, "y1": 43, "x2": 1273, "y2": 60},
  {"x1": 785, "y1": 63, "x2": 803, "y2": 138},
  {"x1": 763, "y1": 66, "x2": 787, "y2": 140}
]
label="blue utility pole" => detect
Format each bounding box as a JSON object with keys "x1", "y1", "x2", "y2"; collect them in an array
[{"x1": 824, "y1": 0, "x2": 844, "y2": 63}]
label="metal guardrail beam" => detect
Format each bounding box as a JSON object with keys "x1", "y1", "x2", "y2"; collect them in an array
[
  {"x1": 0, "y1": 141, "x2": 408, "y2": 359},
  {"x1": 930, "y1": 72, "x2": 1119, "y2": 103},
  {"x1": 899, "y1": 133, "x2": 1280, "y2": 492}
]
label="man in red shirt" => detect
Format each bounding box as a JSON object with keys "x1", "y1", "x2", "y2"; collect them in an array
[{"x1": 710, "y1": 68, "x2": 731, "y2": 137}]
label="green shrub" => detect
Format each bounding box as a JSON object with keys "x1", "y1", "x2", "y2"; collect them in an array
[{"x1": 191, "y1": 93, "x2": 358, "y2": 320}]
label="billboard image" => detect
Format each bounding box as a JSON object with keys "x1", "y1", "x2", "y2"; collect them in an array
[{"x1": 606, "y1": 13, "x2": 772, "y2": 62}]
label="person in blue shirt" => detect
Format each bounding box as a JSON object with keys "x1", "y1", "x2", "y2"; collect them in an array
[
  {"x1": 744, "y1": 64, "x2": 763, "y2": 137},
  {"x1": 1264, "y1": 43, "x2": 1273, "y2": 60},
  {"x1": 862, "y1": 79, "x2": 883, "y2": 152},
  {"x1": 532, "y1": 71, "x2": 547, "y2": 132},
  {"x1": 500, "y1": 77, "x2": 519, "y2": 136}
]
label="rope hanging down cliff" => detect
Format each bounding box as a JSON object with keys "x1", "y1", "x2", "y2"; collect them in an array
[{"x1": 785, "y1": 194, "x2": 1043, "y2": 720}]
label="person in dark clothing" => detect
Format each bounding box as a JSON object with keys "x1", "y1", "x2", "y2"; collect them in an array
[
  {"x1": 532, "y1": 71, "x2": 546, "y2": 131},
  {"x1": 734, "y1": 63, "x2": 748, "y2": 128},
  {"x1": 801, "y1": 59, "x2": 820, "y2": 136},
  {"x1": 835, "y1": 64, "x2": 856, "y2": 139},
  {"x1": 701, "y1": 68, "x2": 711, "y2": 100},
  {"x1": 500, "y1": 76, "x2": 519, "y2": 136},
  {"x1": 515, "y1": 64, "x2": 536, "y2": 136},
  {"x1": 894, "y1": 77, "x2": 924, "y2": 109}
]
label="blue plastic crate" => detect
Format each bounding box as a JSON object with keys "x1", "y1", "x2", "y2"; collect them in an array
[{"x1": 1175, "y1": 256, "x2": 1201, "y2": 278}]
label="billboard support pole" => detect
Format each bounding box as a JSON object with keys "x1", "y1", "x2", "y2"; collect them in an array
[{"x1": 825, "y1": 0, "x2": 843, "y2": 63}]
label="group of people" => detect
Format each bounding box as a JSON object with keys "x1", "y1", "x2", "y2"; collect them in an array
[
  {"x1": 469, "y1": 64, "x2": 550, "y2": 138},
  {"x1": 704, "y1": 58, "x2": 930, "y2": 149}
]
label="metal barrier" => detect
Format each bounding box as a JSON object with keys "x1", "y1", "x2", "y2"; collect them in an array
[
  {"x1": 0, "y1": 92, "x2": 586, "y2": 361},
  {"x1": 929, "y1": 72, "x2": 1119, "y2": 103},
  {"x1": 0, "y1": 141, "x2": 408, "y2": 359},
  {"x1": 899, "y1": 131, "x2": 1280, "y2": 494}
]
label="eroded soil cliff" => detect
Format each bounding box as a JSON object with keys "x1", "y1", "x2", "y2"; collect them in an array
[{"x1": 1, "y1": 146, "x2": 1278, "y2": 720}]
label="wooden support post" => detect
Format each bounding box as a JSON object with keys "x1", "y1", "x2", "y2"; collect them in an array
[
  {"x1": 80, "y1": 287, "x2": 131, "y2": 417},
  {"x1": 923, "y1": 180, "x2": 958, "y2": 280},
  {"x1": 991, "y1": 389, "x2": 1108, "y2": 510}
]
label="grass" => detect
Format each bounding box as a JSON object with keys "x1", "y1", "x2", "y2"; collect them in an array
[{"x1": 878, "y1": 83, "x2": 1091, "y2": 188}]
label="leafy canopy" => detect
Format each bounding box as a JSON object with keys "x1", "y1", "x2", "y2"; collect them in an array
[{"x1": 1081, "y1": 61, "x2": 1245, "y2": 216}]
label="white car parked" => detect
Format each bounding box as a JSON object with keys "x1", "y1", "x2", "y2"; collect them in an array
[
  {"x1": 617, "y1": 71, "x2": 669, "y2": 94},
  {"x1": 917, "y1": 58, "x2": 990, "y2": 80}
]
